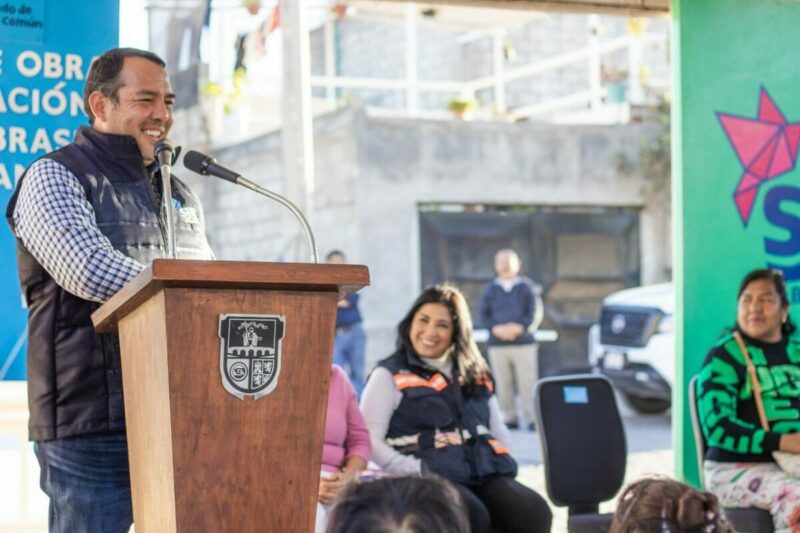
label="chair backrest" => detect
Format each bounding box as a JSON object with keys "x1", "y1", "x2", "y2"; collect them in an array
[
  {"x1": 534, "y1": 374, "x2": 626, "y2": 511},
  {"x1": 687, "y1": 375, "x2": 707, "y2": 488}
]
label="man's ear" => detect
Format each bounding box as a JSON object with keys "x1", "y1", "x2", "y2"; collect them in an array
[{"x1": 87, "y1": 91, "x2": 109, "y2": 124}]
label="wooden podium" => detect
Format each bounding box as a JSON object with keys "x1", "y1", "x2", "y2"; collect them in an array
[{"x1": 92, "y1": 259, "x2": 370, "y2": 532}]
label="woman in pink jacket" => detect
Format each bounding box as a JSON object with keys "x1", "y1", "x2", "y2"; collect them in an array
[{"x1": 316, "y1": 365, "x2": 372, "y2": 533}]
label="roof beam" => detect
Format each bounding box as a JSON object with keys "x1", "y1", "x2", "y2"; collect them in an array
[{"x1": 368, "y1": 0, "x2": 670, "y2": 16}]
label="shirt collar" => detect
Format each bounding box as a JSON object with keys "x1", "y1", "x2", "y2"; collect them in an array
[
  {"x1": 74, "y1": 125, "x2": 145, "y2": 162},
  {"x1": 495, "y1": 276, "x2": 521, "y2": 292}
]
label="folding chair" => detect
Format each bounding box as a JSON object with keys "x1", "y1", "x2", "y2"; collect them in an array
[
  {"x1": 534, "y1": 375, "x2": 626, "y2": 533},
  {"x1": 689, "y1": 375, "x2": 774, "y2": 532}
]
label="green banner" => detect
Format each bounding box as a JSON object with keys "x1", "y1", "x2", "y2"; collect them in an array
[{"x1": 674, "y1": 0, "x2": 800, "y2": 485}]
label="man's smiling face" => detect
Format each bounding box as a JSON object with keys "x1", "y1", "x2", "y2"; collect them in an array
[{"x1": 90, "y1": 56, "x2": 175, "y2": 165}]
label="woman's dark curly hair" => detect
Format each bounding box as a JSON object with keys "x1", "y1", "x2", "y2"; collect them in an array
[{"x1": 610, "y1": 477, "x2": 732, "y2": 533}]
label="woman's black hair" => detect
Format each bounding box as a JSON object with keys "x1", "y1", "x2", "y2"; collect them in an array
[
  {"x1": 397, "y1": 286, "x2": 457, "y2": 353},
  {"x1": 396, "y1": 285, "x2": 488, "y2": 385},
  {"x1": 326, "y1": 476, "x2": 470, "y2": 533},
  {"x1": 736, "y1": 268, "x2": 796, "y2": 336}
]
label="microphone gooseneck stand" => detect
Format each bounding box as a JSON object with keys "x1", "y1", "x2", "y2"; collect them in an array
[
  {"x1": 235, "y1": 175, "x2": 319, "y2": 264},
  {"x1": 160, "y1": 161, "x2": 177, "y2": 259},
  {"x1": 182, "y1": 150, "x2": 319, "y2": 264}
]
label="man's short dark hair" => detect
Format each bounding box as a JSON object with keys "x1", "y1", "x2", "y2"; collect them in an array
[
  {"x1": 83, "y1": 47, "x2": 166, "y2": 124},
  {"x1": 326, "y1": 249, "x2": 345, "y2": 262}
]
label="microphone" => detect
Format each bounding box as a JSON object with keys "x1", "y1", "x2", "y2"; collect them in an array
[
  {"x1": 154, "y1": 138, "x2": 176, "y2": 169},
  {"x1": 154, "y1": 138, "x2": 178, "y2": 259},
  {"x1": 183, "y1": 150, "x2": 319, "y2": 263},
  {"x1": 183, "y1": 150, "x2": 240, "y2": 184}
]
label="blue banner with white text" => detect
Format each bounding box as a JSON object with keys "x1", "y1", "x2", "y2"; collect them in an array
[{"x1": 0, "y1": 0, "x2": 119, "y2": 380}]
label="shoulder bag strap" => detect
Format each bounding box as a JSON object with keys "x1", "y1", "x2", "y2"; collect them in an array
[{"x1": 733, "y1": 331, "x2": 770, "y2": 431}]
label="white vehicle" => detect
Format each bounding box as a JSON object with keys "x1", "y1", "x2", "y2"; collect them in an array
[{"x1": 588, "y1": 283, "x2": 674, "y2": 414}]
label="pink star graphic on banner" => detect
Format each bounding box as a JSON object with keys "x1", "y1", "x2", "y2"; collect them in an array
[{"x1": 718, "y1": 87, "x2": 800, "y2": 225}]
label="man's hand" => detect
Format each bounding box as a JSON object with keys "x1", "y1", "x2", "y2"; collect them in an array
[
  {"x1": 491, "y1": 323, "x2": 525, "y2": 341},
  {"x1": 337, "y1": 299, "x2": 351, "y2": 308},
  {"x1": 506, "y1": 323, "x2": 524, "y2": 338}
]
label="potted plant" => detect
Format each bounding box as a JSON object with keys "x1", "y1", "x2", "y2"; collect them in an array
[
  {"x1": 601, "y1": 64, "x2": 629, "y2": 103},
  {"x1": 242, "y1": 0, "x2": 261, "y2": 15},
  {"x1": 447, "y1": 97, "x2": 477, "y2": 118}
]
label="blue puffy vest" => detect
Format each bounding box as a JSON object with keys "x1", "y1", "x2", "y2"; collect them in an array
[
  {"x1": 6, "y1": 126, "x2": 211, "y2": 441},
  {"x1": 379, "y1": 348, "x2": 518, "y2": 485}
]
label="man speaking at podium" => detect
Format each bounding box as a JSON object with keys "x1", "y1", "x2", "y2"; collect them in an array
[{"x1": 6, "y1": 48, "x2": 213, "y2": 532}]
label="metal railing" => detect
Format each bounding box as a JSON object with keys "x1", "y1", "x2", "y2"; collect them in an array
[{"x1": 310, "y1": 31, "x2": 669, "y2": 121}]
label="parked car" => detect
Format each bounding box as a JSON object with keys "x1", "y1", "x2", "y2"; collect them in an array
[{"x1": 587, "y1": 283, "x2": 673, "y2": 414}]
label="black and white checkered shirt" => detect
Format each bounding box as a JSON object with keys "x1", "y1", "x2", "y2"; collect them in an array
[{"x1": 12, "y1": 158, "x2": 146, "y2": 303}]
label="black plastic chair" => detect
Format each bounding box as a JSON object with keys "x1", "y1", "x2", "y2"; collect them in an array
[
  {"x1": 688, "y1": 375, "x2": 774, "y2": 532},
  {"x1": 534, "y1": 375, "x2": 626, "y2": 533}
]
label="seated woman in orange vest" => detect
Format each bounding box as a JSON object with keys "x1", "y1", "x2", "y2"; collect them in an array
[{"x1": 360, "y1": 285, "x2": 552, "y2": 533}]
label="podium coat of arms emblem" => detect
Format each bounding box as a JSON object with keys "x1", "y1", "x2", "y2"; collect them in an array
[{"x1": 218, "y1": 314, "x2": 286, "y2": 400}]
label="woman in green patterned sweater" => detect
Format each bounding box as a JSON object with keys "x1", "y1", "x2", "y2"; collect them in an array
[{"x1": 697, "y1": 268, "x2": 800, "y2": 532}]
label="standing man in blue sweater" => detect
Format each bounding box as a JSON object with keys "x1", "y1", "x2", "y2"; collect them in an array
[{"x1": 478, "y1": 249, "x2": 542, "y2": 430}]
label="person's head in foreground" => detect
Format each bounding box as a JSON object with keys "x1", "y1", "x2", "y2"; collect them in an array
[
  {"x1": 326, "y1": 476, "x2": 470, "y2": 533},
  {"x1": 610, "y1": 477, "x2": 732, "y2": 533},
  {"x1": 735, "y1": 268, "x2": 795, "y2": 342}
]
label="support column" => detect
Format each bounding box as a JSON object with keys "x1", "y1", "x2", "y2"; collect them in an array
[
  {"x1": 626, "y1": 34, "x2": 643, "y2": 104},
  {"x1": 492, "y1": 28, "x2": 506, "y2": 112},
  {"x1": 282, "y1": 0, "x2": 316, "y2": 261},
  {"x1": 404, "y1": 3, "x2": 419, "y2": 113},
  {"x1": 324, "y1": 15, "x2": 336, "y2": 105},
  {"x1": 587, "y1": 14, "x2": 602, "y2": 110}
]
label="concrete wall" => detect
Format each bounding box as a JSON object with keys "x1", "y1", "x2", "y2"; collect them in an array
[{"x1": 198, "y1": 107, "x2": 670, "y2": 368}]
